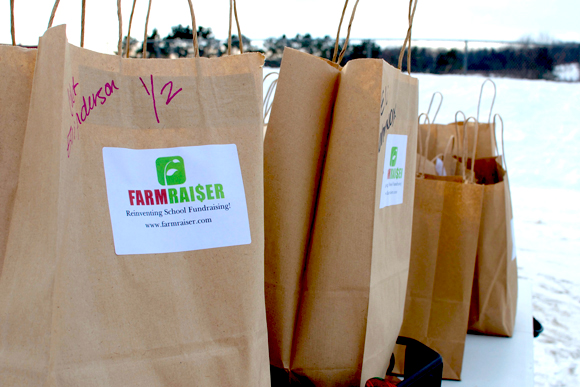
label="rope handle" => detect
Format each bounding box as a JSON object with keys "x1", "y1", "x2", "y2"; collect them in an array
[
  {"x1": 81, "y1": 0, "x2": 86, "y2": 47},
  {"x1": 417, "y1": 113, "x2": 431, "y2": 176},
  {"x1": 476, "y1": 78, "x2": 496, "y2": 124},
  {"x1": 423, "y1": 91, "x2": 443, "y2": 124},
  {"x1": 47, "y1": 0, "x2": 89, "y2": 49},
  {"x1": 441, "y1": 134, "x2": 456, "y2": 176},
  {"x1": 454, "y1": 110, "x2": 467, "y2": 159},
  {"x1": 233, "y1": 0, "x2": 244, "y2": 54},
  {"x1": 10, "y1": 0, "x2": 15, "y2": 45},
  {"x1": 461, "y1": 116, "x2": 479, "y2": 184},
  {"x1": 493, "y1": 114, "x2": 508, "y2": 172},
  {"x1": 47, "y1": 0, "x2": 123, "y2": 55},
  {"x1": 143, "y1": 0, "x2": 198, "y2": 58},
  {"x1": 142, "y1": 0, "x2": 243, "y2": 58},
  {"x1": 332, "y1": 0, "x2": 361, "y2": 64},
  {"x1": 117, "y1": 0, "x2": 123, "y2": 56},
  {"x1": 47, "y1": 0, "x2": 61, "y2": 30},
  {"x1": 332, "y1": 0, "x2": 418, "y2": 67},
  {"x1": 441, "y1": 134, "x2": 455, "y2": 163},
  {"x1": 398, "y1": 0, "x2": 418, "y2": 74},
  {"x1": 228, "y1": 0, "x2": 244, "y2": 54},
  {"x1": 125, "y1": 0, "x2": 137, "y2": 58},
  {"x1": 430, "y1": 135, "x2": 455, "y2": 177}
]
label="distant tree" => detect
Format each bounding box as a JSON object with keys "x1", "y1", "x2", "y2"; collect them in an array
[
  {"x1": 435, "y1": 49, "x2": 463, "y2": 73},
  {"x1": 123, "y1": 26, "x2": 575, "y2": 81},
  {"x1": 165, "y1": 25, "x2": 193, "y2": 40},
  {"x1": 222, "y1": 34, "x2": 253, "y2": 54},
  {"x1": 342, "y1": 39, "x2": 382, "y2": 62}
]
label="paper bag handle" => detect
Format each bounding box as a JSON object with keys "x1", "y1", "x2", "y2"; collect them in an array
[
  {"x1": 47, "y1": 0, "x2": 60, "y2": 30},
  {"x1": 430, "y1": 135, "x2": 456, "y2": 177},
  {"x1": 438, "y1": 135, "x2": 455, "y2": 162},
  {"x1": 454, "y1": 111, "x2": 466, "y2": 158},
  {"x1": 422, "y1": 91, "x2": 443, "y2": 124},
  {"x1": 47, "y1": 0, "x2": 86, "y2": 48},
  {"x1": 417, "y1": 113, "x2": 432, "y2": 176},
  {"x1": 476, "y1": 78, "x2": 496, "y2": 124},
  {"x1": 46, "y1": 0, "x2": 123, "y2": 55},
  {"x1": 332, "y1": 0, "x2": 361, "y2": 64},
  {"x1": 398, "y1": 0, "x2": 418, "y2": 74},
  {"x1": 493, "y1": 114, "x2": 508, "y2": 171},
  {"x1": 441, "y1": 135, "x2": 456, "y2": 176},
  {"x1": 142, "y1": 0, "x2": 198, "y2": 58},
  {"x1": 47, "y1": 0, "x2": 89, "y2": 48},
  {"x1": 227, "y1": 0, "x2": 244, "y2": 55},
  {"x1": 461, "y1": 116, "x2": 479, "y2": 183},
  {"x1": 10, "y1": 0, "x2": 16, "y2": 45},
  {"x1": 125, "y1": 0, "x2": 138, "y2": 58}
]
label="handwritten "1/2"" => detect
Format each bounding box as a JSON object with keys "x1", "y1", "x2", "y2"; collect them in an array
[{"x1": 139, "y1": 75, "x2": 183, "y2": 124}]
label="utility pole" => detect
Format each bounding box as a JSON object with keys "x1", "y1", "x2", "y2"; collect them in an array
[{"x1": 463, "y1": 40, "x2": 468, "y2": 75}]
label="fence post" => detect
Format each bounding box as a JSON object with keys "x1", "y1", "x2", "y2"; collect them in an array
[{"x1": 464, "y1": 40, "x2": 468, "y2": 74}]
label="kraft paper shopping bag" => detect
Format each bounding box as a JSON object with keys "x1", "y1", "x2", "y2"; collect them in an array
[
  {"x1": 419, "y1": 80, "x2": 499, "y2": 161},
  {"x1": 468, "y1": 116, "x2": 518, "y2": 336},
  {"x1": 0, "y1": 5, "x2": 38, "y2": 277},
  {"x1": 0, "y1": 45, "x2": 36, "y2": 277},
  {"x1": 395, "y1": 118, "x2": 483, "y2": 380},
  {"x1": 398, "y1": 177, "x2": 483, "y2": 380},
  {"x1": 0, "y1": 3, "x2": 269, "y2": 385},
  {"x1": 264, "y1": 46, "x2": 340, "y2": 370},
  {"x1": 291, "y1": 2, "x2": 419, "y2": 383}
]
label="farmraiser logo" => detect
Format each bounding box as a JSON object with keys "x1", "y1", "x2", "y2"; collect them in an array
[
  {"x1": 127, "y1": 155, "x2": 225, "y2": 206},
  {"x1": 102, "y1": 145, "x2": 250, "y2": 255},
  {"x1": 156, "y1": 156, "x2": 186, "y2": 186},
  {"x1": 387, "y1": 146, "x2": 403, "y2": 179},
  {"x1": 390, "y1": 147, "x2": 398, "y2": 167}
]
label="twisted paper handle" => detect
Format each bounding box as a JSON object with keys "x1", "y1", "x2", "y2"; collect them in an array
[
  {"x1": 10, "y1": 0, "x2": 16, "y2": 45},
  {"x1": 398, "y1": 0, "x2": 418, "y2": 74},
  {"x1": 332, "y1": 0, "x2": 360, "y2": 65}
]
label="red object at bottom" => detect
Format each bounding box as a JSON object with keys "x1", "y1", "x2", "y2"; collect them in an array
[{"x1": 365, "y1": 377, "x2": 399, "y2": 387}]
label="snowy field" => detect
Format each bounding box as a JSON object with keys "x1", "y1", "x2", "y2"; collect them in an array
[{"x1": 264, "y1": 67, "x2": 580, "y2": 386}]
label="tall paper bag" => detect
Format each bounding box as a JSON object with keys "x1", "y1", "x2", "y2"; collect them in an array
[
  {"x1": 292, "y1": 58, "x2": 418, "y2": 387},
  {"x1": 264, "y1": 47, "x2": 340, "y2": 370},
  {"x1": 398, "y1": 176, "x2": 483, "y2": 379},
  {"x1": 0, "y1": 45, "x2": 36, "y2": 276},
  {"x1": 0, "y1": 25, "x2": 269, "y2": 387},
  {"x1": 469, "y1": 157, "x2": 518, "y2": 336}
]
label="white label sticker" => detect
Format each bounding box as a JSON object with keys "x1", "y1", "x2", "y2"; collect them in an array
[
  {"x1": 379, "y1": 134, "x2": 408, "y2": 208},
  {"x1": 102, "y1": 145, "x2": 251, "y2": 255}
]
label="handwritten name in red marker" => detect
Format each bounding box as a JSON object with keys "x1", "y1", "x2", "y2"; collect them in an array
[{"x1": 66, "y1": 77, "x2": 119, "y2": 158}]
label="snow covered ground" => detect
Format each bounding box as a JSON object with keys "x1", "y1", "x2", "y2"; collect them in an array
[
  {"x1": 264, "y1": 68, "x2": 580, "y2": 386},
  {"x1": 554, "y1": 63, "x2": 580, "y2": 82}
]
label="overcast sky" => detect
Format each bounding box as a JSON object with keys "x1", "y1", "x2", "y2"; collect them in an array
[{"x1": 2, "y1": 0, "x2": 579, "y2": 54}]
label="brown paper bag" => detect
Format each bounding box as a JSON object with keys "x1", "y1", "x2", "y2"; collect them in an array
[
  {"x1": 420, "y1": 120, "x2": 497, "y2": 161},
  {"x1": 420, "y1": 80, "x2": 499, "y2": 162},
  {"x1": 397, "y1": 176, "x2": 484, "y2": 380},
  {"x1": 0, "y1": 20, "x2": 269, "y2": 387},
  {"x1": 0, "y1": 45, "x2": 36, "y2": 276},
  {"x1": 468, "y1": 153, "x2": 518, "y2": 336},
  {"x1": 264, "y1": 47, "x2": 340, "y2": 370},
  {"x1": 290, "y1": 53, "x2": 418, "y2": 385}
]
